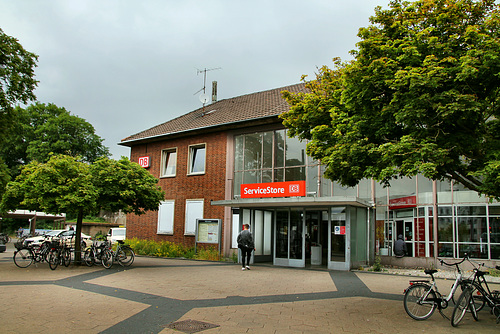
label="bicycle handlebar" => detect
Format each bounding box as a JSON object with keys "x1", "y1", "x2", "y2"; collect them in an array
[{"x1": 437, "y1": 254, "x2": 468, "y2": 268}]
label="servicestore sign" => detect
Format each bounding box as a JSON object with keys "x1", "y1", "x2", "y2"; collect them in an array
[{"x1": 241, "y1": 181, "x2": 306, "y2": 198}]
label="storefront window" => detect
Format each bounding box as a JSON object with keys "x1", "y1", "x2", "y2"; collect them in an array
[
  {"x1": 285, "y1": 135, "x2": 306, "y2": 167},
  {"x1": 490, "y1": 217, "x2": 500, "y2": 244},
  {"x1": 244, "y1": 133, "x2": 262, "y2": 170},
  {"x1": 262, "y1": 131, "x2": 273, "y2": 169},
  {"x1": 438, "y1": 217, "x2": 453, "y2": 242},
  {"x1": 235, "y1": 135, "x2": 244, "y2": 171},
  {"x1": 307, "y1": 165, "x2": 319, "y2": 196},
  {"x1": 457, "y1": 206, "x2": 486, "y2": 216},
  {"x1": 285, "y1": 167, "x2": 305, "y2": 182},
  {"x1": 457, "y1": 217, "x2": 487, "y2": 243},
  {"x1": 274, "y1": 130, "x2": 285, "y2": 168}
]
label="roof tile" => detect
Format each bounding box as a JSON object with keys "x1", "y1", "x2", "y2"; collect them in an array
[{"x1": 121, "y1": 83, "x2": 306, "y2": 144}]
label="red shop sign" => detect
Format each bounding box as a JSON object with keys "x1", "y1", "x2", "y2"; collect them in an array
[
  {"x1": 389, "y1": 195, "x2": 416, "y2": 210},
  {"x1": 241, "y1": 181, "x2": 306, "y2": 198}
]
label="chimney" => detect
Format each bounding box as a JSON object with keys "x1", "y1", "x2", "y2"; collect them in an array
[{"x1": 212, "y1": 81, "x2": 217, "y2": 103}]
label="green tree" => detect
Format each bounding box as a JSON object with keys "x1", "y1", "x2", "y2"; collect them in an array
[
  {"x1": 281, "y1": 0, "x2": 500, "y2": 199},
  {"x1": 0, "y1": 28, "x2": 38, "y2": 192},
  {"x1": 1, "y1": 155, "x2": 165, "y2": 264},
  {"x1": 90, "y1": 157, "x2": 166, "y2": 215},
  {"x1": 0, "y1": 28, "x2": 38, "y2": 128},
  {"x1": 1, "y1": 103, "x2": 110, "y2": 177}
]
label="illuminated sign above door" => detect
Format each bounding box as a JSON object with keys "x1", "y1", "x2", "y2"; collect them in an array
[{"x1": 240, "y1": 181, "x2": 306, "y2": 198}]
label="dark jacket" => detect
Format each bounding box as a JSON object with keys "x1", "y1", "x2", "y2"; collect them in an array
[
  {"x1": 237, "y1": 229, "x2": 254, "y2": 249},
  {"x1": 394, "y1": 234, "x2": 407, "y2": 257}
]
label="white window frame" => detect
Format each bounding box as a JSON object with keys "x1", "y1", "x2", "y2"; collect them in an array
[
  {"x1": 185, "y1": 199, "x2": 204, "y2": 235},
  {"x1": 161, "y1": 148, "x2": 177, "y2": 177},
  {"x1": 157, "y1": 200, "x2": 175, "y2": 235},
  {"x1": 188, "y1": 143, "x2": 206, "y2": 175}
]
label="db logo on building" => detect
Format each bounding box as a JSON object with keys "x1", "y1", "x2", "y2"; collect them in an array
[
  {"x1": 138, "y1": 156, "x2": 150, "y2": 168},
  {"x1": 289, "y1": 184, "x2": 301, "y2": 194}
]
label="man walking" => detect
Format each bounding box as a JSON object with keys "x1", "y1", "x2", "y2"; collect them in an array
[{"x1": 237, "y1": 224, "x2": 255, "y2": 271}]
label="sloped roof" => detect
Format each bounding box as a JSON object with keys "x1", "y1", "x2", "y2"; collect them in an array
[{"x1": 120, "y1": 83, "x2": 306, "y2": 146}]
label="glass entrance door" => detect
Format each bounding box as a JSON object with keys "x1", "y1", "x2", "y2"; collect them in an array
[
  {"x1": 274, "y1": 208, "x2": 305, "y2": 267},
  {"x1": 328, "y1": 207, "x2": 349, "y2": 270},
  {"x1": 395, "y1": 218, "x2": 413, "y2": 257}
]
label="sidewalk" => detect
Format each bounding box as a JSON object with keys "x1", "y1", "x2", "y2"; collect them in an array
[{"x1": 1, "y1": 242, "x2": 499, "y2": 333}]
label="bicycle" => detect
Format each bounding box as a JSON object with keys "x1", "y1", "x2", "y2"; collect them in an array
[
  {"x1": 83, "y1": 240, "x2": 113, "y2": 268},
  {"x1": 451, "y1": 264, "x2": 500, "y2": 327},
  {"x1": 47, "y1": 239, "x2": 72, "y2": 270},
  {"x1": 13, "y1": 238, "x2": 52, "y2": 268},
  {"x1": 403, "y1": 256, "x2": 475, "y2": 320},
  {"x1": 105, "y1": 240, "x2": 135, "y2": 269}
]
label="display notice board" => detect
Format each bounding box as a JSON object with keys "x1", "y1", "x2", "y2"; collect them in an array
[
  {"x1": 195, "y1": 219, "x2": 222, "y2": 257},
  {"x1": 196, "y1": 219, "x2": 220, "y2": 243}
]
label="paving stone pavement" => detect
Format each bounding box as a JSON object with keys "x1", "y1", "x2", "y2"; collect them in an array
[{"x1": 1, "y1": 242, "x2": 499, "y2": 334}]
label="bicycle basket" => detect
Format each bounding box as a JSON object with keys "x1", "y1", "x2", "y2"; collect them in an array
[
  {"x1": 49, "y1": 240, "x2": 60, "y2": 249},
  {"x1": 14, "y1": 241, "x2": 24, "y2": 250}
]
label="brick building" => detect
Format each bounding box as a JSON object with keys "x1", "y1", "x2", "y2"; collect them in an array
[{"x1": 121, "y1": 83, "x2": 500, "y2": 270}]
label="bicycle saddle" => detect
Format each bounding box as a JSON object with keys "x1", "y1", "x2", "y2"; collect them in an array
[{"x1": 424, "y1": 269, "x2": 438, "y2": 275}]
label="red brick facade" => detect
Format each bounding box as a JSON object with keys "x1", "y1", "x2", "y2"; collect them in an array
[{"x1": 127, "y1": 131, "x2": 228, "y2": 248}]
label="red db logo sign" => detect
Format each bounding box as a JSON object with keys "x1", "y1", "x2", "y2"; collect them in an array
[{"x1": 138, "y1": 156, "x2": 150, "y2": 168}]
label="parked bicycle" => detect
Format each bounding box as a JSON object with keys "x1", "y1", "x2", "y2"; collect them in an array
[
  {"x1": 83, "y1": 240, "x2": 113, "y2": 268},
  {"x1": 47, "y1": 239, "x2": 71, "y2": 270},
  {"x1": 403, "y1": 256, "x2": 476, "y2": 321},
  {"x1": 105, "y1": 240, "x2": 135, "y2": 269},
  {"x1": 13, "y1": 238, "x2": 52, "y2": 268},
  {"x1": 451, "y1": 264, "x2": 500, "y2": 327}
]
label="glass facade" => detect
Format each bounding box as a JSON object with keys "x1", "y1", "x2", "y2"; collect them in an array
[
  {"x1": 233, "y1": 129, "x2": 500, "y2": 261},
  {"x1": 234, "y1": 129, "x2": 367, "y2": 198},
  {"x1": 378, "y1": 177, "x2": 500, "y2": 260}
]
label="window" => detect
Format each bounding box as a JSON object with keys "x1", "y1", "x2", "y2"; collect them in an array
[
  {"x1": 185, "y1": 199, "x2": 204, "y2": 235},
  {"x1": 157, "y1": 200, "x2": 175, "y2": 234},
  {"x1": 161, "y1": 148, "x2": 177, "y2": 177},
  {"x1": 188, "y1": 144, "x2": 206, "y2": 174}
]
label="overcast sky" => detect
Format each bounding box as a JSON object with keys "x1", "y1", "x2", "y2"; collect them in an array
[{"x1": 1, "y1": 0, "x2": 386, "y2": 158}]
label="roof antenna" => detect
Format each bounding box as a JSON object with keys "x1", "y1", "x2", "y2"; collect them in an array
[{"x1": 194, "y1": 67, "x2": 221, "y2": 111}]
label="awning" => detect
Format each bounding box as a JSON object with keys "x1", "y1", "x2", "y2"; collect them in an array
[{"x1": 211, "y1": 196, "x2": 371, "y2": 208}]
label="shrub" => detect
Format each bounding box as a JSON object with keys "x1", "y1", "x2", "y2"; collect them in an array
[
  {"x1": 125, "y1": 238, "x2": 226, "y2": 261},
  {"x1": 373, "y1": 255, "x2": 382, "y2": 272},
  {"x1": 194, "y1": 246, "x2": 220, "y2": 261}
]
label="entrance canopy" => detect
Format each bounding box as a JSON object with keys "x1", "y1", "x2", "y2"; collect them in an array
[
  {"x1": 2, "y1": 210, "x2": 66, "y2": 221},
  {"x1": 211, "y1": 196, "x2": 371, "y2": 208}
]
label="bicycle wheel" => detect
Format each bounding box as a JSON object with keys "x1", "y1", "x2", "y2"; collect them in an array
[
  {"x1": 83, "y1": 248, "x2": 95, "y2": 267},
  {"x1": 117, "y1": 247, "x2": 134, "y2": 267},
  {"x1": 48, "y1": 250, "x2": 59, "y2": 270},
  {"x1": 62, "y1": 248, "x2": 71, "y2": 267},
  {"x1": 101, "y1": 249, "x2": 113, "y2": 269},
  {"x1": 465, "y1": 283, "x2": 484, "y2": 315},
  {"x1": 452, "y1": 287, "x2": 473, "y2": 327},
  {"x1": 403, "y1": 284, "x2": 437, "y2": 320},
  {"x1": 13, "y1": 248, "x2": 34, "y2": 268}
]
